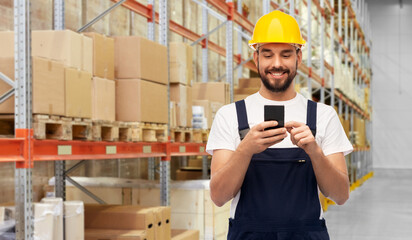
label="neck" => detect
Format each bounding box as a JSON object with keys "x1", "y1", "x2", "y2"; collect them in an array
[{"x1": 258, "y1": 84, "x2": 297, "y2": 101}]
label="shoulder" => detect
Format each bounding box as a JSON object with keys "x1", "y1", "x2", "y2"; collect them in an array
[
  {"x1": 215, "y1": 102, "x2": 236, "y2": 119},
  {"x1": 316, "y1": 102, "x2": 338, "y2": 122}
]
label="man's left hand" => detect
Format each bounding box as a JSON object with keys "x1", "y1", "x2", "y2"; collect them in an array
[{"x1": 284, "y1": 121, "x2": 319, "y2": 155}]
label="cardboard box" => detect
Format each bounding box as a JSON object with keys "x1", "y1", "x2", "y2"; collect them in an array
[
  {"x1": 114, "y1": 36, "x2": 167, "y2": 85},
  {"x1": 85, "y1": 204, "x2": 155, "y2": 240},
  {"x1": 175, "y1": 168, "x2": 203, "y2": 180},
  {"x1": 65, "y1": 68, "x2": 92, "y2": 118},
  {"x1": 116, "y1": 79, "x2": 168, "y2": 123},
  {"x1": 82, "y1": 35, "x2": 93, "y2": 74},
  {"x1": 32, "y1": 30, "x2": 82, "y2": 70},
  {"x1": 171, "y1": 230, "x2": 199, "y2": 240},
  {"x1": 0, "y1": 31, "x2": 14, "y2": 58},
  {"x1": 234, "y1": 87, "x2": 259, "y2": 95},
  {"x1": 92, "y1": 77, "x2": 115, "y2": 121},
  {"x1": 145, "y1": 206, "x2": 171, "y2": 240},
  {"x1": 1, "y1": 30, "x2": 91, "y2": 73},
  {"x1": 85, "y1": 229, "x2": 147, "y2": 240},
  {"x1": 170, "y1": 83, "x2": 192, "y2": 127},
  {"x1": 0, "y1": 57, "x2": 15, "y2": 113},
  {"x1": 32, "y1": 57, "x2": 65, "y2": 115},
  {"x1": 84, "y1": 32, "x2": 115, "y2": 80},
  {"x1": 170, "y1": 102, "x2": 177, "y2": 128},
  {"x1": 234, "y1": 94, "x2": 248, "y2": 102},
  {"x1": 238, "y1": 78, "x2": 261, "y2": 89},
  {"x1": 188, "y1": 158, "x2": 203, "y2": 168},
  {"x1": 170, "y1": 42, "x2": 193, "y2": 85},
  {"x1": 192, "y1": 82, "x2": 229, "y2": 105}
]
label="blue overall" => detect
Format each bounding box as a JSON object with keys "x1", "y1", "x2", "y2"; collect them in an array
[{"x1": 228, "y1": 99, "x2": 330, "y2": 240}]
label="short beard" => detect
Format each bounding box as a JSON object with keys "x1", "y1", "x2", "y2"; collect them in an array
[{"x1": 257, "y1": 59, "x2": 298, "y2": 93}]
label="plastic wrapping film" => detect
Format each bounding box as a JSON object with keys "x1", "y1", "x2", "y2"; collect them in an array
[
  {"x1": 40, "y1": 197, "x2": 63, "y2": 240},
  {"x1": 64, "y1": 201, "x2": 84, "y2": 240},
  {"x1": 33, "y1": 203, "x2": 55, "y2": 240}
]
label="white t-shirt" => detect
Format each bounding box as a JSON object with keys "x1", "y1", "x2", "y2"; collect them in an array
[
  {"x1": 206, "y1": 92, "x2": 353, "y2": 156},
  {"x1": 206, "y1": 92, "x2": 353, "y2": 218}
]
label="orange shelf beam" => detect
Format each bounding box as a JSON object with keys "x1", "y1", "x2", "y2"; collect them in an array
[
  {"x1": 0, "y1": 138, "x2": 208, "y2": 163},
  {"x1": 33, "y1": 140, "x2": 168, "y2": 161},
  {"x1": 0, "y1": 138, "x2": 25, "y2": 163},
  {"x1": 170, "y1": 142, "x2": 208, "y2": 157}
]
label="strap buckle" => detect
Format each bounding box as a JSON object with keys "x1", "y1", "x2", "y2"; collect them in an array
[{"x1": 239, "y1": 128, "x2": 250, "y2": 140}]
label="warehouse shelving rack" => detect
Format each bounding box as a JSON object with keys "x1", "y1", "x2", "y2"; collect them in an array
[{"x1": 0, "y1": 0, "x2": 373, "y2": 238}]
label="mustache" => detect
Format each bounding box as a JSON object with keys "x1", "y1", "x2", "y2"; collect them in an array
[{"x1": 264, "y1": 67, "x2": 290, "y2": 75}]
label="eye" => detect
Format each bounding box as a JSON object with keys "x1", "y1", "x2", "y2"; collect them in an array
[
  {"x1": 263, "y1": 54, "x2": 273, "y2": 58},
  {"x1": 282, "y1": 54, "x2": 291, "y2": 58}
]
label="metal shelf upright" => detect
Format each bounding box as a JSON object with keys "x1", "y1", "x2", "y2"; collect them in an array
[{"x1": 14, "y1": 0, "x2": 34, "y2": 238}]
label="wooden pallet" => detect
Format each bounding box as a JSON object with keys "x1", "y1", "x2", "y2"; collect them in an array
[
  {"x1": 92, "y1": 120, "x2": 119, "y2": 141},
  {"x1": 127, "y1": 122, "x2": 168, "y2": 142},
  {"x1": 33, "y1": 115, "x2": 92, "y2": 140},
  {"x1": 170, "y1": 127, "x2": 193, "y2": 142},
  {"x1": 0, "y1": 115, "x2": 14, "y2": 138},
  {"x1": 192, "y1": 129, "x2": 209, "y2": 143},
  {"x1": 118, "y1": 122, "x2": 133, "y2": 142}
]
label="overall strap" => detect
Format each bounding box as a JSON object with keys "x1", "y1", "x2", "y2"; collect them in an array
[
  {"x1": 306, "y1": 100, "x2": 317, "y2": 137},
  {"x1": 235, "y1": 100, "x2": 249, "y2": 140}
]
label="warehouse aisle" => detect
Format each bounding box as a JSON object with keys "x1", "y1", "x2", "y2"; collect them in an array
[{"x1": 324, "y1": 169, "x2": 412, "y2": 240}]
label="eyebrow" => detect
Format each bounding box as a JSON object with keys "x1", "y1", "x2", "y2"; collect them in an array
[
  {"x1": 281, "y1": 49, "x2": 294, "y2": 54},
  {"x1": 260, "y1": 48, "x2": 273, "y2": 54},
  {"x1": 259, "y1": 48, "x2": 294, "y2": 54}
]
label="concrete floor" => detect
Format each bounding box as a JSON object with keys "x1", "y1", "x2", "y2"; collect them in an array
[{"x1": 324, "y1": 169, "x2": 412, "y2": 240}]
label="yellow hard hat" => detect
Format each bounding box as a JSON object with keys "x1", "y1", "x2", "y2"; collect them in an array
[{"x1": 249, "y1": 10, "x2": 306, "y2": 50}]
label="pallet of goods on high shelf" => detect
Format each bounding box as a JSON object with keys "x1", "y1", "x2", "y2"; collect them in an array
[
  {"x1": 0, "y1": 30, "x2": 124, "y2": 142},
  {"x1": 114, "y1": 35, "x2": 169, "y2": 143}
]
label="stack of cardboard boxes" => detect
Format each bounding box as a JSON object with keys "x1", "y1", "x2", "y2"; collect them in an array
[
  {"x1": 114, "y1": 36, "x2": 168, "y2": 124},
  {"x1": 84, "y1": 32, "x2": 115, "y2": 122},
  {"x1": 0, "y1": 30, "x2": 93, "y2": 118},
  {"x1": 169, "y1": 42, "x2": 193, "y2": 128}
]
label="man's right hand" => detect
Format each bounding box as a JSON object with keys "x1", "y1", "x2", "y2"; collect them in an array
[{"x1": 237, "y1": 121, "x2": 288, "y2": 156}]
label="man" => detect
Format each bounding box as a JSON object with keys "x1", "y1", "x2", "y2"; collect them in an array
[{"x1": 206, "y1": 10, "x2": 353, "y2": 239}]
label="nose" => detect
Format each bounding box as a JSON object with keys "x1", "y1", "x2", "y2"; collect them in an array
[{"x1": 270, "y1": 54, "x2": 282, "y2": 69}]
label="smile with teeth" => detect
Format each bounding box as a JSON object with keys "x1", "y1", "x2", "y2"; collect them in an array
[{"x1": 269, "y1": 71, "x2": 287, "y2": 77}]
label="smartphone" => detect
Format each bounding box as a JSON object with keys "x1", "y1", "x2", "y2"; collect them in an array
[{"x1": 264, "y1": 105, "x2": 284, "y2": 130}]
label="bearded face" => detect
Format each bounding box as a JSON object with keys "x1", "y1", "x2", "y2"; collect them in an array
[
  {"x1": 255, "y1": 43, "x2": 301, "y2": 93},
  {"x1": 258, "y1": 59, "x2": 298, "y2": 93}
]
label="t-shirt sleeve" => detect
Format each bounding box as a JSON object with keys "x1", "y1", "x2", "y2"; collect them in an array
[
  {"x1": 206, "y1": 106, "x2": 238, "y2": 155},
  {"x1": 320, "y1": 108, "x2": 353, "y2": 156}
]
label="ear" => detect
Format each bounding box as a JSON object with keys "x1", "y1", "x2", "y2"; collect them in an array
[
  {"x1": 253, "y1": 50, "x2": 258, "y2": 67},
  {"x1": 296, "y1": 49, "x2": 302, "y2": 67}
]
